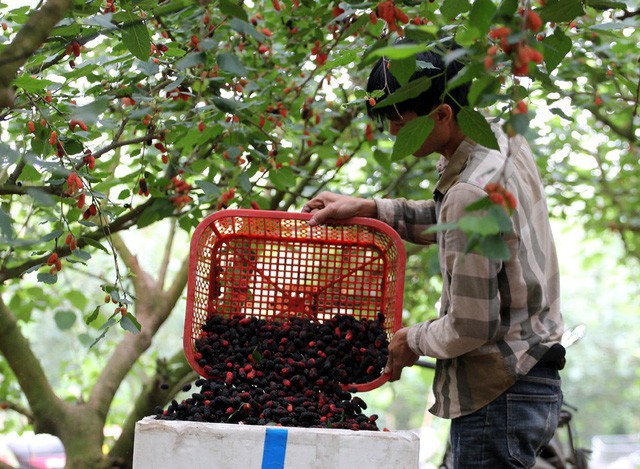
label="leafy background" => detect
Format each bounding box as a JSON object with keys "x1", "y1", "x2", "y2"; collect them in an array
[{"x1": 0, "y1": 0, "x2": 639, "y2": 467}]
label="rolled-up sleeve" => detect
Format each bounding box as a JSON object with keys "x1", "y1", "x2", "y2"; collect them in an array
[
  {"x1": 406, "y1": 183, "x2": 504, "y2": 359},
  {"x1": 375, "y1": 198, "x2": 438, "y2": 245}
]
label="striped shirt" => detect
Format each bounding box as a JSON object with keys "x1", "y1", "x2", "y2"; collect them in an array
[{"x1": 375, "y1": 121, "x2": 564, "y2": 419}]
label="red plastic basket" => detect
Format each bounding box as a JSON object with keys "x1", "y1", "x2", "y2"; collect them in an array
[{"x1": 184, "y1": 209, "x2": 406, "y2": 391}]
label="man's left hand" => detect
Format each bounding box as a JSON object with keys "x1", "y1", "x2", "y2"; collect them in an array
[{"x1": 384, "y1": 327, "x2": 419, "y2": 381}]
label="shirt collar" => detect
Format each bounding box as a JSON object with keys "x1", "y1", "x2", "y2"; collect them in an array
[{"x1": 434, "y1": 138, "x2": 476, "y2": 196}]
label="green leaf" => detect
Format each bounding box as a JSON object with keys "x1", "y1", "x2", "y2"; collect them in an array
[
  {"x1": 354, "y1": 88, "x2": 367, "y2": 99},
  {"x1": 72, "y1": 249, "x2": 92, "y2": 262},
  {"x1": 0, "y1": 207, "x2": 15, "y2": 241},
  {"x1": 196, "y1": 180, "x2": 221, "y2": 197},
  {"x1": 549, "y1": 107, "x2": 573, "y2": 121},
  {"x1": 457, "y1": 107, "x2": 498, "y2": 150},
  {"x1": 137, "y1": 198, "x2": 175, "y2": 228},
  {"x1": 320, "y1": 49, "x2": 359, "y2": 73},
  {"x1": 269, "y1": 166, "x2": 297, "y2": 191},
  {"x1": 540, "y1": 0, "x2": 585, "y2": 22},
  {"x1": 83, "y1": 14, "x2": 118, "y2": 30},
  {"x1": 120, "y1": 314, "x2": 141, "y2": 334},
  {"x1": 467, "y1": 0, "x2": 496, "y2": 37},
  {"x1": 507, "y1": 112, "x2": 530, "y2": 136},
  {"x1": 175, "y1": 52, "x2": 206, "y2": 70},
  {"x1": 12, "y1": 75, "x2": 55, "y2": 93},
  {"x1": 110, "y1": 289, "x2": 121, "y2": 302},
  {"x1": 363, "y1": 43, "x2": 429, "y2": 65},
  {"x1": 455, "y1": 26, "x2": 482, "y2": 46},
  {"x1": 25, "y1": 187, "x2": 56, "y2": 206},
  {"x1": 217, "y1": 52, "x2": 248, "y2": 76},
  {"x1": 0, "y1": 142, "x2": 20, "y2": 166},
  {"x1": 391, "y1": 115, "x2": 434, "y2": 160},
  {"x1": 467, "y1": 75, "x2": 501, "y2": 107},
  {"x1": 458, "y1": 214, "x2": 500, "y2": 235},
  {"x1": 237, "y1": 171, "x2": 252, "y2": 192},
  {"x1": 496, "y1": 0, "x2": 519, "y2": 19},
  {"x1": 252, "y1": 347, "x2": 263, "y2": 364},
  {"x1": 342, "y1": 13, "x2": 370, "y2": 38},
  {"x1": 219, "y1": 0, "x2": 248, "y2": 22},
  {"x1": 67, "y1": 290, "x2": 89, "y2": 311},
  {"x1": 373, "y1": 148, "x2": 392, "y2": 172},
  {"x1": 586, "y1": 0, "x2": 627, "y2": 10},
  {"x1": 542, "y1": 27, "x2": 572, "y2": 73},
  {"x1": 464, "y1": 196, "x2": 493, "y2": 212},
  {"x1": 228, "y1": 18, "x2": 266, "y2": 42},
  {"x1": 588, "y1": 21, "x2": 630, "y2": 31},
  {"x1": 70, "y1": 98, "x2": 111, "y2": 125},
  {"x1": 120, "y1": 13, "x2": 150, "y2": 61},
  {"x1": 52, "y1": 19, "x2": 82, "y2": 37},
  {"x1": 80, "y1": 237, "x2": 110, "y2": 254},
  {"x1": 54, "y1": 310, "x2": 77, "y2": 330},
  {"x1": 373, "y1": 76, "x2": 432, "y2": 109},
  {"x1": 389, "y1": 56, "x2": 416, "y2": 86},
  {"x1": 41, "y1": 229, "x2": 64, "y2": 242},
  {"x1": 359, "y1": 36, "x2": 390, "y2": 69},
  {"x1": 479, "y1": 234, "x2": 511, "y2": 260},
  {"x1": 425, "y1": 222, "x2": 459, "y2": 234},
  {"x1": 37, "y1": 273, "x2": 58, "y2": 284},
  {"x1": 488, "y1": 204, "x2": 513, "y2": 232},
  {"x1": 441, "y1": 0, "x2": 471, "y2": 19},
  {"x1": 211, "y1": 96, "x2": 238, "y2": 114}
]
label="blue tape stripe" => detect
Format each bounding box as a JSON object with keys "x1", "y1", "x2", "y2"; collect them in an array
[{"x1": 261, "y1": 427, "x2": 288, "y2": 469}]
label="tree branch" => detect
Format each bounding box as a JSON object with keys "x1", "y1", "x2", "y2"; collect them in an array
[
  {"x1": 0, "y1": 294, "x2": 65, "y2": 434},
  {"x1": 158, "y1": 220, "x2": 177, "y2": 289},
  {"x1": 108, "y1": 353, "x2": 196, "y2": 465},
  {"x1": 110, "y1": 233, "x2": 156, "y2": 296},
  {"x1": 0, "y1": 198, "x2": 156, "y2": 283},
  {"x1": 0, "y1": 0, "x2": 73, "y2": 109},
  {"x1": 87, "y1": 248, "x2": 189, "y2": 418}
]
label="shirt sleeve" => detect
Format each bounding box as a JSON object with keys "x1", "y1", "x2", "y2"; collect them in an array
[
  {"x1": 375, "y1": 198, "x2": 438, "y2": 245},
  {"x1": 406, "y1": 183, "x2": 504, "y2": 359}
]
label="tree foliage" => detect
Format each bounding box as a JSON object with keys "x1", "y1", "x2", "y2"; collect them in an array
[{"x1": 0, "y1": 0, "x2": 638, "y2": 467}]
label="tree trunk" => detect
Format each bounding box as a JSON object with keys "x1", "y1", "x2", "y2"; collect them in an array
[{"x1": 57, "y1": 404, "x2": 108, "y2": 469}]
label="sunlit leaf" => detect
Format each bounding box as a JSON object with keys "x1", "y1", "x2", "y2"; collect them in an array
[
  {"x1": 219, "y1": 0, "x2": 248, "y2": 22},
  {"x1": 54, "y1": 310, "x2": 77, "y2": 330},
  {"x1": 0, "y1": 207, "x2": 15, "y2": 241},
  {"x1": 457, "y1": 107, "x2": 498, "y2": 150},
  {"x1": 458, "y1": 214, "x2": 501, "y2": 235},
  {"x1": 391, "y1": 115, "x2": 434, "y2": 160},
  {"x1": 441, "y1": 0, "x2": 471, "y2": 19},
  {"x1": 120, "y1": 314, "x2": 141, "y2": 334},
  {"x1": 542, "y1": 27, "x2": 572, "y2": 73},
  {"x1": 389, "y1": 56, "x2": 416, "y2": 86},
  {"x1": 269, "y1": 166, "x2": 297, "y2": 191},
  {"x1": 12, "y1": 75, "x2": 55, "y2": 93},
  {"x1": 120, "y1": 13, "x2": 150, "y2": 61},
  {"x1": 373, "y1": 76, "x2": 432, "y2": 109},
  {"x1": 37, "y1": 273, "x2": 58, "y2": 284},
  {"x1": 217, "y1": 53, "x2": 248, "y2": 76},
  {"x1": 479, "y1": 234, "x2": 511, "y2": 260},
  {"x1": 540, "y1": 0, "x2": 585, "y2": 22}
]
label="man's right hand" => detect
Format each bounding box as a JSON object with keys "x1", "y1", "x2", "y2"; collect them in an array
[{"x1": 301, "y1": 191, "x2": 377, "y2": 226}]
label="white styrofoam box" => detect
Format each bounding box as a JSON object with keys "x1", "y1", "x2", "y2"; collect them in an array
[{"x1": 133, "y1": 416, "x2": 420, "y2": 469}]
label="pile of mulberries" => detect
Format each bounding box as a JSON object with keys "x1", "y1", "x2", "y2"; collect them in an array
[{"x1": 156, "y1": 313, "x2": 389, "y2": 430}]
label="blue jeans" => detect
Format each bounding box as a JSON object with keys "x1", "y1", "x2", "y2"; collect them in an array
[{"x1": 449, "y1": 365, "x2": 562, "y2": 468}]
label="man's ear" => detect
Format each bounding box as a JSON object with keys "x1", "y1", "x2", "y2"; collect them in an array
[{"x1": 435, "y1": 104, "x2": 454, "y2": 123}]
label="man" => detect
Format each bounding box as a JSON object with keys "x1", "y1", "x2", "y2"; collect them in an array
[{"x1": 301, "y1": 43, "x2": 565, "y2": 468}]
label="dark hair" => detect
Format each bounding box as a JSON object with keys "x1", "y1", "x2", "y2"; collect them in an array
[{"x1": 366, "y1": 41, "x2": 470, "y2": 123}]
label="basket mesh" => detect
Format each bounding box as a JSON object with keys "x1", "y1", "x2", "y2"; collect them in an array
[{"x1": 184, "y1": 210, "x2": 406, "y2": 389}]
